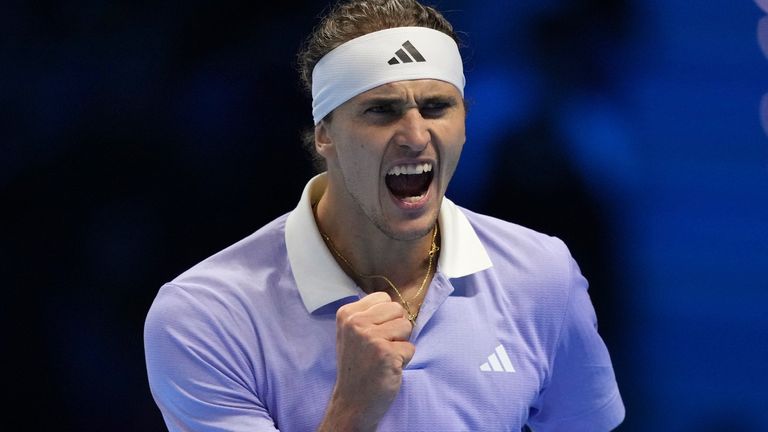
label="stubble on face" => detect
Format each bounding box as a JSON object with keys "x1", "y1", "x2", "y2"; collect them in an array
[
  {"x1": 358, "y1": 191, "x2": 439, "y2": 242},
  {"x1": 320, "y1": 79, "x2": 465, "y2": 244}
]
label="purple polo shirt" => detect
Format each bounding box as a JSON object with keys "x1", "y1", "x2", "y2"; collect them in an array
[{"x1": 145, "y1": 174, "x2": 624, "y2": 431}]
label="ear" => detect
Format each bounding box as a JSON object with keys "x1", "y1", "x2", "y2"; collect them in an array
[{"x1": 314, "y1": 121, "x2": 334, "y2": 158}]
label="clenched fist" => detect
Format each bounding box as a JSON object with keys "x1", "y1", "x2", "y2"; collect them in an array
[{"x1": 318, "y1": 291, "x2": 415, "y2": 432}]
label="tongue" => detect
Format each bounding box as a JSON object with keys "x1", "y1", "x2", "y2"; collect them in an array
[{"x1": 386, "y1": 172, "x2": 433, "y2": 199}]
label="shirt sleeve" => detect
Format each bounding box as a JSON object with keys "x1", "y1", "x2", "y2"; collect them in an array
[
  {"x1": 144, "y1": 284, "x2": 279, "y2": 432},
  {"x1": 526, "y1": 254, "x2": 625, "y2": 432}
]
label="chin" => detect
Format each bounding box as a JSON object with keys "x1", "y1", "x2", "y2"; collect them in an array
[{"x1": 378, "y1": 215, "x2": 438, "y2": 242}]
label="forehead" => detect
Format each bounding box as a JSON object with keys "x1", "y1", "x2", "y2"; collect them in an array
[{"x1": 352, "y1": 79, "x2": 462, "y2": 102}]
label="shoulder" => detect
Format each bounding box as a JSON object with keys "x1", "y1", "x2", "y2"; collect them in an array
[
  {"x1": 144, "y1": 213, "x2": 295, "y2": 390},
  {"x1": 173, "y1": 213, "x2": 291, "y2": 299},
  {"x1": 178, "y1": 213, "x2": 289, "y2": 279},
  {"x1": 459, "y1": 206, "x2": 573, "y2": 280},
  {"x1": 454, "y1": 206, "x2": 580, "y2": 344},
  {"x1": 145, "y1": 213, "x2": 292, "y2": 344}
]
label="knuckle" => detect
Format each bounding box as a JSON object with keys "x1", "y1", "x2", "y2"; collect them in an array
[
  {"x1": 340, "y1": 313, "x2": 373, "y2": 338},
  {"x1": 388, "y1": 302, "x2": 405, "y2": 314},
  {"x1": 372, "y1": 291, "x2": 391, "y2": 303},
  {"x1": 345, "y1": 312, "x2": 365, "y2": 328},
  {"x1": 394, "y1": 317, "x2": 412, "y2": 333},
  {"x1": 370, "y1": 337, "x2": 387, "y2": 350},
  {"x1": 405, "y1": 342, "x2": 416, "y2": 354},
  {"x1": 335, "y1": 304, "x2": 351, "y2": 321},
  {"x1": 370, "y1": 338, "x2": 391, "y2": 356}
]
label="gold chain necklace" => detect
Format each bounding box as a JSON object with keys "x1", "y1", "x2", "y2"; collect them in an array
[{"x1": 319, "y1": 225, "x2": 439, "y2": 324}]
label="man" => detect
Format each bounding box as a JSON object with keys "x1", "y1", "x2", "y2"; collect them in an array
[{"x1": 144, "y1": 1, "x2": 625, "y2": 430}]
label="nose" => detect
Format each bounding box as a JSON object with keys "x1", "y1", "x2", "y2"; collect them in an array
[{"x1": 392, "y1": 108, "x2": 431, "y2": 152}]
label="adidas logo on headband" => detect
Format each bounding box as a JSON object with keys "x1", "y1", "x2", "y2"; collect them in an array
[
  {"x1": 312, "y1": 27, "x2": 464, "y2": 124},
  {"x1": 387, "y1": 40, "x2": 426, "y2": 65}
]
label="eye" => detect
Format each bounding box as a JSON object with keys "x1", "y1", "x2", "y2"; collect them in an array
[
  {"x1": 420, "y1": 101, "x2": 451, "y2": 118},
  {"x1": 365, "y1": 104, "x2": 397, "y2": 115}
]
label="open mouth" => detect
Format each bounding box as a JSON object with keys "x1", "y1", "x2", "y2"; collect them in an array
[{"x1": 385, "y1": 162, "x2": 434, "y2": 203}]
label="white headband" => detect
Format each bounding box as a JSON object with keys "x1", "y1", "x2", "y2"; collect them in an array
[{"x1": 311, "y1": 26, "x2": 465, "y2": 124}]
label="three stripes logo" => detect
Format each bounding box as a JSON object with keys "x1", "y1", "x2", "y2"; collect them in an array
[
  {"x1": 480, "y1": 344, "x2": 516, "y2": 373},
  {"x1": 388, "y1": 40, "x2": 426, "y2": 65}
]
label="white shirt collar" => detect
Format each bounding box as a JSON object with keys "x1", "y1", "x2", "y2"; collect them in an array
[{"x1": 285, "y1": 173, "x2": 493, "y2": 313}]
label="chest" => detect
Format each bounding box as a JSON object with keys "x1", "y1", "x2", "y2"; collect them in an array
[
  {"x1": 379, "y1": 294, "x2": 545, "y2": 431},
  {"x1": 261, "y1": 289, "x2": 549, "y2": 431}
]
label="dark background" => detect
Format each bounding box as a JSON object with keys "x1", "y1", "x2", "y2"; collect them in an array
[{"x1": 3, "y1": 1, "x2": 767, "y2": 430}]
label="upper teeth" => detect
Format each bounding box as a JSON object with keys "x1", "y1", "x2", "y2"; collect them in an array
[{"x1": 387, "y1": 163, "x2": 433, "y2": 176}]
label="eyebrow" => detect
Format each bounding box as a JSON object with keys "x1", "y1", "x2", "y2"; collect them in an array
[
  {"x1": 358, "y1": 95, "x2": 458, "y2": 107},
  {"x1": 420, "y1": 95, "x2": 459, "y2": 105},
  {"x1": 359, "y1": 96, "x2": 405, "y2": 107}
]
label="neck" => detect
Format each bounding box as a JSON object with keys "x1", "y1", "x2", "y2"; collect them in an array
[{"x1": 313, "y1": 192, "x2": 439, "y2": 294}]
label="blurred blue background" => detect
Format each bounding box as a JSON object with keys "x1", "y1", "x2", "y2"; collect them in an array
[{"x1": 3, "y1": 0, "x2": 767, "y2": 430}]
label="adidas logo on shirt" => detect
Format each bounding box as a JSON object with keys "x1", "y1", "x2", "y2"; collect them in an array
[
  {"x1": 387, "y1": 40, "x2": 426, "y2": 65},
  {"x1": 480, "y1": 344, "x2": 516, "y2": 373}
]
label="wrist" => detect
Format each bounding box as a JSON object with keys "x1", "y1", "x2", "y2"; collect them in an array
[{"x1": 318, "y1": 392, "x2": 379, "y2": 432}]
